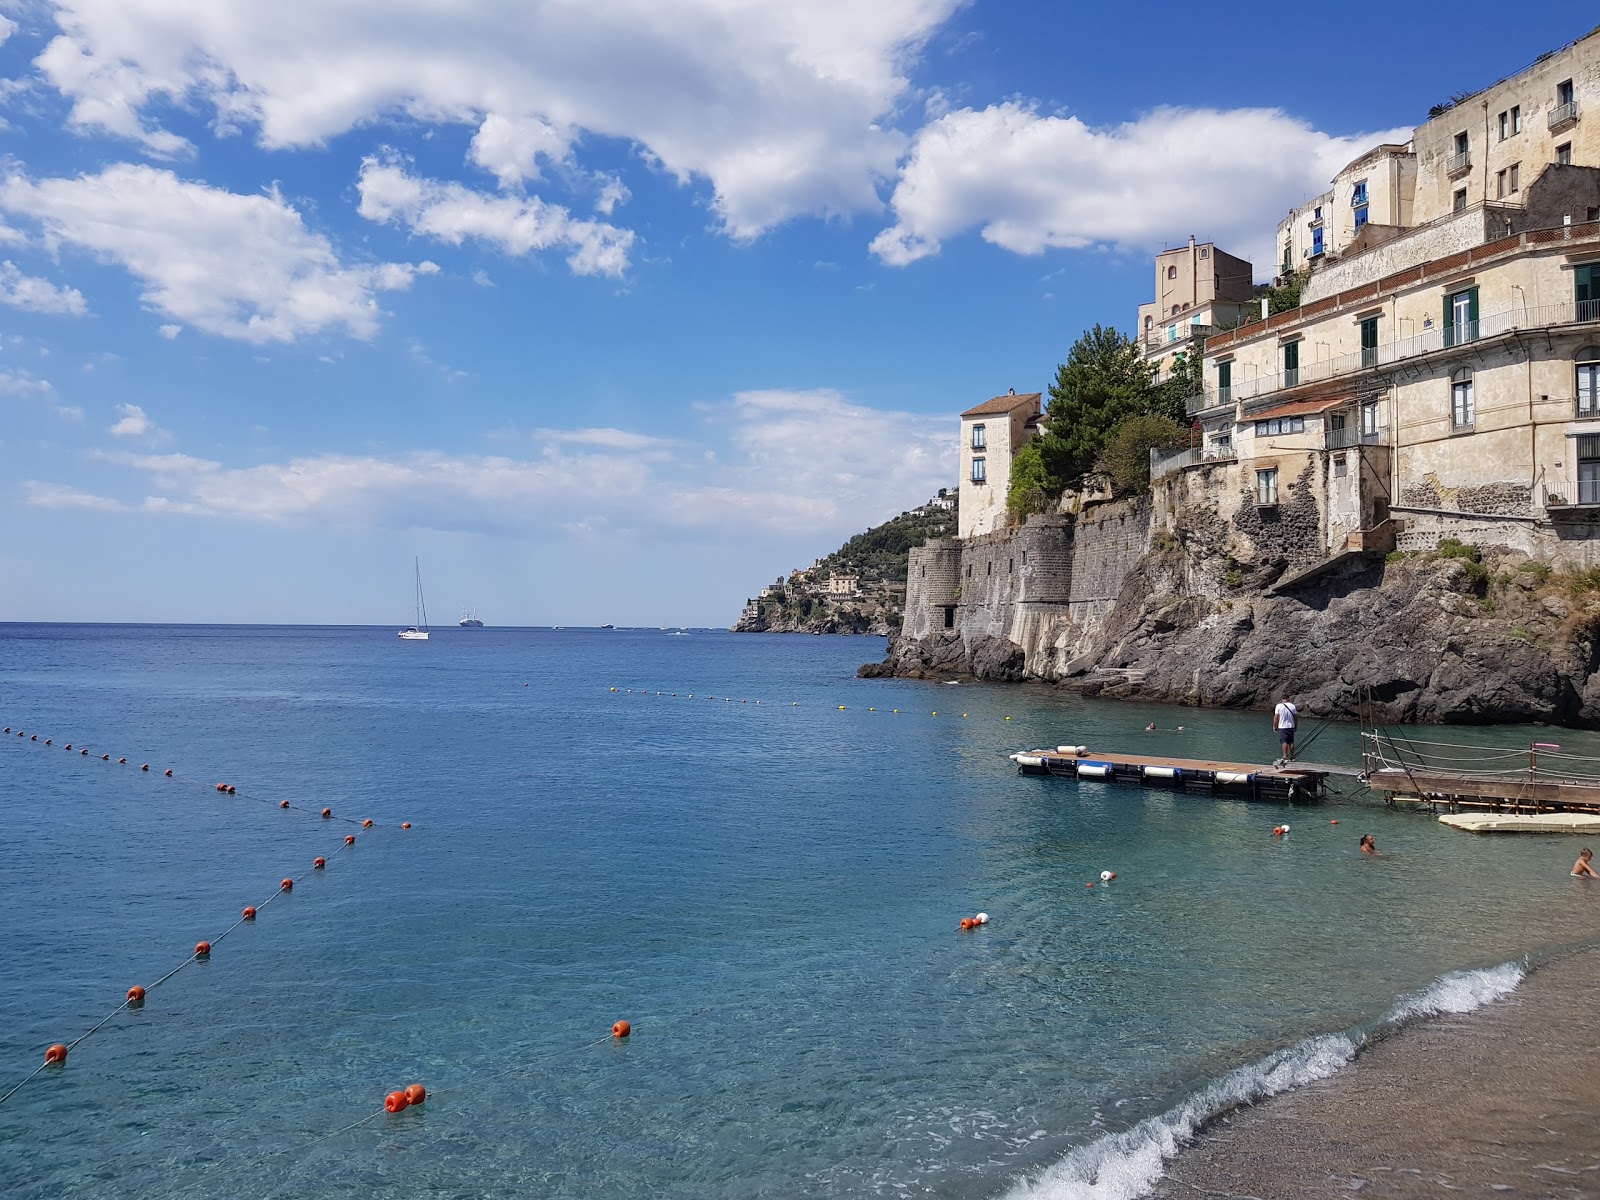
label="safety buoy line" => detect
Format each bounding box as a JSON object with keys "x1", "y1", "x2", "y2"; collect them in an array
[
  {"x1": 2, "y1": 721, "x2": 373, "y2": 828},
  {"x1": 0, "y1": 829, "x2": 370, "y2": 1110},
  {"x1": 608, "y1": 688, "x2": 993, "y2": 721}
]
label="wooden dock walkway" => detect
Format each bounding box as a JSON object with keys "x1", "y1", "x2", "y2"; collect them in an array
[
  {"x1": 1011, "y1": 747, "x2": 1329, "y2": 802},
  {"x1": 1369, "y1": 766, "x2": 1600, "y2": 815}
]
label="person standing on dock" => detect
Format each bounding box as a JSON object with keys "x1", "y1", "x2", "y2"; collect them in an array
[
  {"x1": 1272, "y1": 695, "x2": 1298, "y2": 764},
  {"x1": 1574, "y1": 849, "x2": 1599, "y2": 878}
]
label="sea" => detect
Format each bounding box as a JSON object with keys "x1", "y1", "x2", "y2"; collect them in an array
[{"x1": 3, "y1": 623, "x2": 1599, "y2": 1200}]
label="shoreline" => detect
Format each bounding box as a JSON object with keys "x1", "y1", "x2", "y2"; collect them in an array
[{"x1": 1145, "y1": 943, "x2": 1600, "y2": 1199}]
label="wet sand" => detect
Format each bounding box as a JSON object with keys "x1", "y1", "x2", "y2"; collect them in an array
[{"x1": 1150, "y1": 947, "x2": 1600, "y2": 1199}]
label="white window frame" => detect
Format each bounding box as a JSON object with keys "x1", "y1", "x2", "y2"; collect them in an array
[
  {"x1": 971, "y1": 423, "x2": 986, "y2": 450},
  {"x1": 970, "y1": 457, "x2": 986, "y2": 484},
  {"x1": 1256, "y1": 468, "x2": 1279, "y2": 507},
  {"x1": 1450, "y1": 370, "x2": 1475, "y2": 430}
]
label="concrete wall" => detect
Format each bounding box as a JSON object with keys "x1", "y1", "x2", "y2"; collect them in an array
[{"x1": 1301, "y1": 204, "x2": 1499, "y2": 303}]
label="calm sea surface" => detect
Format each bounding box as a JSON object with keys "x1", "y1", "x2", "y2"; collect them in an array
[{"x1": 3, "y1": 624, "x2": 1599, "y2": 1199}]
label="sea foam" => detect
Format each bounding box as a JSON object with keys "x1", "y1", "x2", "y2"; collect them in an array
[{"x1": 999, "y1": 959, "x2": 1526, "y2": 1200}]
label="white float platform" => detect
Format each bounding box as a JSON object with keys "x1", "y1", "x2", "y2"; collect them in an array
[{"x1": 1439, "y1": 812, "x2": 1600, "y2": 834}]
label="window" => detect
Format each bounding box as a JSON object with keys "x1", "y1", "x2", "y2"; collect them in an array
[
  {"x1": 1510, "y1": 163, "x2": 1519, "y2": 192},
  {"x1": 1512, "y1": 105, "x2": 1522, "y2": 134},
  {"x1": 1454, "y1": 131, "x2": 1469, "y2": 155},
  {"x1": 1333, "y1": 454, "x2": 1348, "y2": 479},
  {"x1": 1328, "y1": 412, "x2": 1348, "y2": 448},
  {"x1": 1200, "y1": 247, "x2": 1209, "y2": 259},
  {"x1": 1254, "y1": 415, "x2": 1305, "y2": 436},
  {"x1": 1576, "y1": 264, "x2": 1600, "y2": 321},
  {"x1": 1558, "y1": 79, "x2": 1575, "y2": 107},
  {"x1": 1558, "y1": 142, "x2": 1574, "y2": 166},
  {"x1": 1167, "y1": 265, "x2": 1177, "y2": 279},
  {"x1": 1498, "y1": 110, "x2": 1508, "y2": 141},
  {"x1": 1496, "y1": 169, "x2": 1507, "y2": 199},
  {"x1": 970, "y1": 457, "x2": 986, "y2": 483},
  {"x1": 1590, "y1": 207, "x2": 1600, "y2": 224},
  {"x1": 1580, "y1": 434, "x2": 1600, "y2": 505},
  {"x1": 1360, "y1": 315, "x2": 1379, "y2": 368},
  {"x1": 970, "y1": 423, "x2": 986, "y2": 450},
  {"x1": 1282, "y1": 339, "x2": 1300, "y2": 387},
  {"x1": 1450, "y1": 368, "x2": 1475, "y2": 429},
  {"x1": 1311, "y1": 224, "x2": 1324, "y2": 256},
  {"x1": 1282, "y1": 244, "x2": 1292, "y2": 273},
  {"x1": 1171, "y1": 304, "x2": 1181, "y2": 316},
  {"x1": 1577, "y1": 346, "x2": 1600, "y2": 417},
  {"x1": 1256, "y1": 468, "x2": 1279, "y2": 507},
  {"x1": 1217, "y1": 360, "x2": 1232, "y2": 403},
  {"x1": 1445, "y1": 285, "x2": 1479, "y2": 346},
  {"x1": 1361, "y1": 400, "x2": 1380, "y2": 439},
  {"x1": 1351, "y1": 181, "x2": 1368, "y2": 206},
  {"x1": 1453, "y1": 188, "x2": 1468, "y2": 213},
  {"x1": 942, "y1": 606, "x2": 955, "y2": 629}
]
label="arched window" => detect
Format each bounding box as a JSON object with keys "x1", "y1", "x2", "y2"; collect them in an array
[
  {"x1": 1171, "y1": 304, "x2": 1180, "y2": 316},
  {"x1": 1450, "y1": 367, "x2": 1474, "y2": 429},
  {"x1": 1577, "y1": 346, "x2": 1600, "y2": 417},
  {"x1": 1167, "y1": 265, "x2": 1177, "y2": 279}
]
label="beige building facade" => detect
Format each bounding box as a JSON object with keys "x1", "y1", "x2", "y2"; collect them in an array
[
  {"x1": 1135, "y1": 238, "x2": 1255, "y2": 379},
  {"x1": 958, "y1": 391, "x2": 1042, "y2": 540}
]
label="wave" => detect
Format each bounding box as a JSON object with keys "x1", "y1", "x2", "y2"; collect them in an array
[{"x1": 999, "y1": 959, "x2": 1526, "y2": 1200}]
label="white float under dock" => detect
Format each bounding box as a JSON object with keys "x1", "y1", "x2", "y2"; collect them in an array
[
  {"x1": 1010, "y1": 747, "x2": 1328, "y2": 801},
  {"x1": 1438, "y1": 812, "x2": 1600, "y2": 834}
]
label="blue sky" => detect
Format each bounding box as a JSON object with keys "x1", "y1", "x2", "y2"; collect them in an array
[{"x1": 0, "y1": 2, "x2": 1592, "y2": 626}]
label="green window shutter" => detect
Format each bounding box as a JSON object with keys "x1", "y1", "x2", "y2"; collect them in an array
[
  {"x1": 1576, "y1": 264, "x2": 1597, "y2": 306},
  {"x1": 1283, "y1": 341, "x2": 1299, "y2": 371},
  {"x1": 1360, "y1": 317, "x2": 1378, "y2": 350},
  {"x1": 1467, "y1": 287, "x2": 1479, "y2": 326},
  {"x1": 1443, "y1": 294, "x2": 1454, "y2": 334}
]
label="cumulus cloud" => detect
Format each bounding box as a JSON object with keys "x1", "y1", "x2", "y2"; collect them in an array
[
  {"x1": 33, "y1": 0, "x2": 961, "y2": 238},
  {"x1": 357, "y1": 155, "x2": 635, "y2": 276},
  {"x1": 872, "y1": 103, "x2": 1409, "y2": 270},
  {"x1": 0, "y1": 14, "x2": 15, "y2": 46},
  {"x1": 0, "y1": 260, "x2": 88, "y2": 315},
  {"x1": 34, "y1": 389, "x2": 955, "y2": 539},
  {"x1": 108, "y1": 402, "x2": 152, "y2": 437},
  {"x1": 0, "y1": 366, "x2": 53, "y2": 396},
  {"x1": 0, "y1": 164, "x2": 438, "y2": 342}
]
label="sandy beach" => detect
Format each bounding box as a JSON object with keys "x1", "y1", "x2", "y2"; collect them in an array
[{"x1": 1150, "y1": 944, "x2": 1600, "y2": 1199}]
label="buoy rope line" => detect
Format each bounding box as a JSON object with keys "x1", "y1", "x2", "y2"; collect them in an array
[
  {"x1": 0, "y1": 728, "x2": 410, "y2": 1111},
  {"x1": 2, "y1": 722, "x2": 374, "y2": 828},
  {"x1": 607, "y1": 687, "x2": 1016, "y2": 721}
]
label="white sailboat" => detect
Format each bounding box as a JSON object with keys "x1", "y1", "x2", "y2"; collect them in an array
[{"x1": 399, "y1": 558, "x2": 430, "y2": 640}]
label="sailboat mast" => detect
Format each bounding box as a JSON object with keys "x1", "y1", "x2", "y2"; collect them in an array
[{"x1": 415, "y1": 557, "x2": 429, "y2": 629}]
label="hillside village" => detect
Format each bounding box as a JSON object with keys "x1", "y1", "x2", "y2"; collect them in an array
[{"x1": 862, "y1": 27, "x2": 1600, "y2": 726}]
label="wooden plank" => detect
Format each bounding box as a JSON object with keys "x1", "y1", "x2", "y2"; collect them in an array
[
  {"x1": 1367, "y1": 768, "x2": 1600, "y2": 806},
  {"x1": 1022, "y1": 748, "x2": 1325, "y2": 783}
]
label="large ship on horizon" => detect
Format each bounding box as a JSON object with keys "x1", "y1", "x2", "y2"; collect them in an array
[{"x1": 459, "y1": 608, "x2": 484, "y2": 628}]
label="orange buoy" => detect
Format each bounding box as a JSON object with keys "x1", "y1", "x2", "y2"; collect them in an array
[
  {"x1": 960, "y1": 917, "x2": 975, "y2": 930},
  {"x1": 280, "y1": 878, "x2": 293, "y2": 892},
  {"x1": 164, "y1": 769, "x2": 172, "y2": 776},
  {"x1": 44, "y1": 739, "x2": 51, "y2": 745},
  {"x1": 65, "y1": 743, "x2": 71, "y2": 749},
  {"x1": 194, "y1": 941, "x2": 211, "y2": 958},
  {"x1": 344, "y1": 834, "x2": 355, "y2": 846},
  {"x1": 1330, "y1": 819, "x2": 1339, "y2": 825},
  {"x1": 81, "y1": 748, "x2": 88, "y2": 755},
  {"x1": 118, "y1": 756, "x2": 125, "y2": 763},
  {"x1": 30, "y1": 735, "x2": 37, "y2": 740},
  {"x1": 313, "y1": 856, "x2": 326, "y2": 869},
  {"x1": 401, "y1": 822, "x2": 411, "y2": 829},
  {"x1": 216, "y1": 783, "x2": 227, "y2": 792},
  {"x1": 362, "y1": 819, "x2": 373, "y2": 828},
  {"x1": 126, "y1": 985, "x2": 145, "y2": 1005},
  {"x1": 403, "y1": 1083, "x2": 426, "y2": 1105},
  {"x1": 102, "y1": 754, "x2": 110, "y2": 760},
  {"x1": 321, "y1": 808, "x2": 331, "y2": 819},
  {"x1": 225, "y1": 785, "x2": 234, "y2": 793},
  {"x1": 612, "y1": 1020, "x2": 631, "y2": 1039},
  {"x1": 44, "y1": 1044, "x2": 68, "y2": 1065},
  {"x1": 141, "y1": 764, "x2": 149, "y2": 771},
  {"x1": 385, "y1": 1090, "x2": 409, "y2": 1113},
  {"x1": 242, "y1": 906, "x2": 257, "y2": 921},
  {"x1": 279, "y1": 800, "x2": 289, "y2": 809}
]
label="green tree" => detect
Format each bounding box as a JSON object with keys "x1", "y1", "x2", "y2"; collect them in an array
[
  {"x1": 1007, "y1": 437, "x2": 1054, "y2": 521},
  {"x1": 1095, "y1": 414, "x2": 1190, "y2": 495},
  {"x1": 1150, "y1": 348, "x2": 1203, "y2": 423},
  {"x1": 1039, "y1": 324, "x2": 1154, "y2": 489}
]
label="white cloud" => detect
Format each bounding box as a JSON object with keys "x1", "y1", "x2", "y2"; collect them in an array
[
  {"x1": 158, "y1": 323, "x2": 180, "y2": 338},
  {"x1": 872, "y1": 103, "x2": 1409, "y2": 271},
  {"x1": 357, "y1": 156, "x2": 635, "y2": 276},
  {"x1": 108, "y1": 402, "x2": 152, "y2": 437},
  {"x1": 23, "y1": 482, "x2": 125, "y2": 511},
  {"x1": 32, "y1": 0, "x2": 962, "y2": 238},
  {"x1": 38, "y1": 389, "x2": 955, "y2": 539},
  {"x1": 0, "y1": 15, "x2": 15, "y2": 46},
  {"x1": 0, "y1": 367, "x2": 53, "y2": 396},
  {"x1": 0, "y1": 164, "x2": 437, "y2": 342},
  {"x1": 0, "y1": 260, "x2": 88, "y2": 315}
]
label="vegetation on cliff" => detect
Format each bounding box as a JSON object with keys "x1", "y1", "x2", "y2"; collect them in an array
[{"x1": 732, "y1": 494, "x2": 957, "y2": 634}]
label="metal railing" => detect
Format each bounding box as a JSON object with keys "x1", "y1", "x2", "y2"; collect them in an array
[
  {"x1": 1549, "y1": 100, "x2": 1579, "y2": 129},
  {"x1": 1446, "y1": 150, "x2": 1471, "y2": 174},
  {"x1": 1192, "y1": 298, "x2": 1600, "y2": 409},
  {"x1": 1143, "y1": 323, "x2": 1212, "y2": 352},
  {"x1": 1150, "y1": 442, "x2": 1238, "y2": 481},
  {"x1": 1544, "y1": 478, "x2": 1600, "y2": 507}
]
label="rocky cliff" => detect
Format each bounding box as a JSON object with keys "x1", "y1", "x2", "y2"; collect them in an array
[{"x1": 862, "y1": 523, "x2": 1600, "y2": 728}]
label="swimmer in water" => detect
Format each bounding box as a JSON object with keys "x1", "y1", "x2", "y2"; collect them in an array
[
  {"x1": 1573, "y1": 848, "x2": 1599, "y2": 878},
  {"x1": 1145, "y1": 722, "x2": 1157, "y2": 731},
  {"x1": 1359, "y1": 834, "x2": 1380, "y2": 856}
]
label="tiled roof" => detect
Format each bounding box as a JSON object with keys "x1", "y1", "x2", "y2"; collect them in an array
[
  {"x1": 1245, "y1": 394, "x2": 1353, "y2": 422},
  {"x1": 961, "y1": 392, "x2": 1042, "y2": 418}
]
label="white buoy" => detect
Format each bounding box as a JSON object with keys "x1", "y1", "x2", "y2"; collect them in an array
[
  {"x1": 1282, "y1": 824, "x2": 1291, "y2": 833},
  {"x1": 975, "y1": 912, "x2": 989, "y2": 925},
  {"x1": 1100, "y1": 870, "x2": 1115, "y2": 882}
]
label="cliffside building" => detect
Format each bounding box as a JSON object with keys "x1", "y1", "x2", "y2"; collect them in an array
[
  {"x1": 959, "y1": 390, "x2": 1042, "y2": 539},
  {"x1": 1135, "y1": 238, "x2": 1256, "y2": 380}
]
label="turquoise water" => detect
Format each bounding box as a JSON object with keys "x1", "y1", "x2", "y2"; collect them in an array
[{"x1": 3, "y1": 624, "x2": 1599, "y2": 1199}]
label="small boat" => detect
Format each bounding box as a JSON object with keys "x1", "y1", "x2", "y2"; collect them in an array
[
  {"x1": 459, "y1": 608, "x2": 484, "y2": 628},
  {"x1": 601, "y1": 623, "x2": 615, "y2": 630},
  {"x1": 400, "y1": 559, "x2": 430, "y2": 640}
]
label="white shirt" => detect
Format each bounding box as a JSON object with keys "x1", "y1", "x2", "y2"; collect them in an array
[{"x1": 1274, "y1": 701, "x2": 1297, "y2": 729}]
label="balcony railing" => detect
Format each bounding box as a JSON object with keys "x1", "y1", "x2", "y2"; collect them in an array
[
  {"x1": 1544, "y1": 477, "x2": 1600, "y2": 508},
  {"x1": 1194, "y1": 298, "x2": 1600, "y2": 409},
  {"x1": 1446, "y1": 150, "x2": 1471, "y2": 175},
  {"x1": 1143, "y1": 323, "x2": 1213, "y2": 352},
  {"x1": 1150, "y1": 442, "x2": 1238, "y2": 482},
  {"x1": 1549, "y1": 100, "x2": 1579, "y2": 130}
]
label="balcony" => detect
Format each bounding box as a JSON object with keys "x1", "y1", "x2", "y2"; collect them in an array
[
  {"x1": 1206, "y1": 298, "x2": 1600, "y2": 408},
  {"x1": 1143, "y1": 323, "x2": 1213, "y2": 353},
  {"x1": 1324, "y1": 426, "x2": 1386, "y2": 451},
  {"x1": 1446, "y1": 150, "x2": 1472, "y2": 175},
  {"x1": 1549, "y1": 100, "x2": 1579, "y2": 131},
  {"x1": 1544, "y1": 478, "x2": 1600, "y2": 510}
]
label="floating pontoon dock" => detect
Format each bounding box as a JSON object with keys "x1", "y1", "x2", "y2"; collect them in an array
[
  {"x1": 1010, "y1": 747, "x2": 1332, "y2": 801},
  {"x1": 1364, "y1": 731, "x2": 1600, "y2": 815}
]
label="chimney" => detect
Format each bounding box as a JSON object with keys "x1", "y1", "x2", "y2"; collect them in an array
[
  {"x1": 1008, "y1": 387, "x2": 1015, "y2": 395},
  {"x1": 1261, "y1": 296, "x2": 1270, "y2": 319}
]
